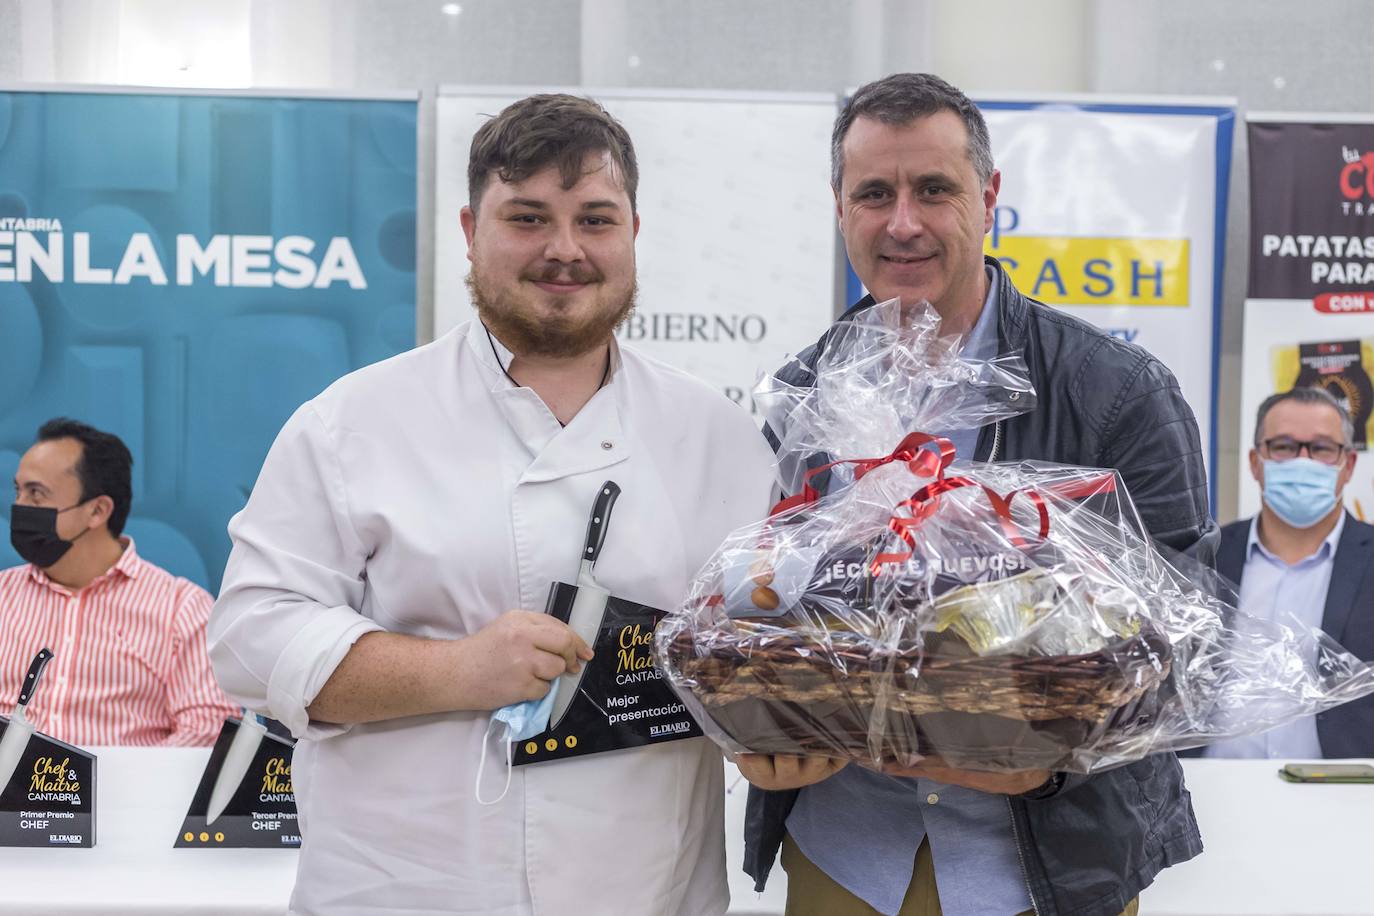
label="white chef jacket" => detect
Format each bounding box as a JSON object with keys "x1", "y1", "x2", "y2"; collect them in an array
[{"x1": 208, "y1": 319, "x2": 776, "y2": 916}]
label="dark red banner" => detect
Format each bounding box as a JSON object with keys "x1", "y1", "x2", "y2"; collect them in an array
[{"x1": 1248, "y1": 121, "x2": 1374, "y2": 300}]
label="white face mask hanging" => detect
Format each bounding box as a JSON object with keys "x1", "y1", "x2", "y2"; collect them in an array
[{"x1": 473, "y1": 683, "x2": 559, "y2": 806}]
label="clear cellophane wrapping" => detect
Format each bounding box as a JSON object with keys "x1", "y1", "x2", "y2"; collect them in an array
[{"x1": 654, "y1": 299, "x2": 1374, "y2": 774}]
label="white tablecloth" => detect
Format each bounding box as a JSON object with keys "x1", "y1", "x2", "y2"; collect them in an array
[
  {"x1": 3, "y1": 751, "x2": 1367, "y2": 915},
  {"x1": 0, "y1": 747, "x2": 786, "y2": 915},
  {"x1": 0, "y1": 747, "x2": 296, "y2": 915},
  {"x1": 1141, "y1": 758, "x2": 1374, "y2": 915}
]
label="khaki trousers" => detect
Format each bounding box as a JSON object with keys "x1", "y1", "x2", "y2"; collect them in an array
[{"x1": 781, "y1": 832, "x2": 1140, "y2": 916}]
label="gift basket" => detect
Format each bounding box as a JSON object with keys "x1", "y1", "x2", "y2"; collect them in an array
[{"x1": 655, "y1": 299, "x2": 1374, "y2": 774}]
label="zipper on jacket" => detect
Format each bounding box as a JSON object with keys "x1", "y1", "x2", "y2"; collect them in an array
[
  {"x1": 989, "y1": 420, "x2": 1003, "y2": 462},
  {"x1": 1007, "y1": 797, "x2": 1042, "y2": 915}
]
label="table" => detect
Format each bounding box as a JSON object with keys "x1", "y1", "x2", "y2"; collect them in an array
[
  {"x1": 1140, "y1": 758, "x2": 1374, "y2": 915},
  {"x1": 0, "y1": 747, "x2": 297, "y2": 915},
  {"x1": 5, "y1": 752, "x2": 1366, "y2": 915},
  {"x1": 0, "y1": 747, "x2": 784, "y2": 915}
]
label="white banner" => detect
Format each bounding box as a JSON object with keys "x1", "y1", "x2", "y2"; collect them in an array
[
  {"x1": 434, "y1": 87, "x2": 840, "y2": 418},
  {"x1": 975, "y1": 98, "x2": 1235, "y2": 498}
]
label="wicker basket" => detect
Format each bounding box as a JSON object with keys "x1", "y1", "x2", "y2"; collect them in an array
[{"x1": 666, "y1": 621, "x2": 1172, "y2": 770}]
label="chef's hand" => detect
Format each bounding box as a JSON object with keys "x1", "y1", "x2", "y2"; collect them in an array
[
  {"x1": 456, "y1": 610, "x2": 595, "y2": 710},
  {"x1": 735, "y1": 754, "x2": 849, "y2": 791},
  {"x1": 863, "y1": 757, "x2": 1051, "y2": 795}
]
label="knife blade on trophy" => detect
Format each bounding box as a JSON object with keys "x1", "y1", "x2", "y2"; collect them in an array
[
  {"x1": 205, "y1": 713, "x2": 269, "y2": 826},
  {"x1": 548, "y1": 481, "x2": 621, "y2": 732},
  {"x1": 0, "y1": 647, "x2": 54, "y2": 793}
]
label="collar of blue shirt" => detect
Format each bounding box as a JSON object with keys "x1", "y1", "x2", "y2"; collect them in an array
[{"x1": 1247, "y1": 511, "x2": 1345, "y2": 567}]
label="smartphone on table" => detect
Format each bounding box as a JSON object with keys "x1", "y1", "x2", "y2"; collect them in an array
[{"x1": 1278, "y1": 763, "x2": 1374, "y2": 783}]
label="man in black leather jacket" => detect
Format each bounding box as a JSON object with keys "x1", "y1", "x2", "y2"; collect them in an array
[{"x1": 739, "y1": 73, "x2": 1217, "y2": 916}]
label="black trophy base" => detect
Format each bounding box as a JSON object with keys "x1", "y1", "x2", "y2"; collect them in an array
[
  {"x1": 174, "y1": 717, "x2": 300, "y2": 849},
  {"x1": 0, "y1": 717, "x2": 96, "y2": 848}
]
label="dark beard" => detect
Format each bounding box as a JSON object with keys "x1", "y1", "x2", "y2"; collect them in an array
[{"x1": 466, "y1": 265, "x2": 637, "y2": 359}]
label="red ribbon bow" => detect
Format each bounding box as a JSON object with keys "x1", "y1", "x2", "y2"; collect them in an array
[
  {"x1": 767, "y1": 432, "x2": 1122, "y2": 577},
  {"x1": 769, "y1": 431, "x2": 955, "y2": 517},
  {"x1": 869, "y1": 477, "x2": 1051, "y2": 576},
  {"x1": 766, "y1": 431, "x2": 1130, "y2": 577}
]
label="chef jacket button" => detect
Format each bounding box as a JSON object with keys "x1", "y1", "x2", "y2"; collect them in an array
[
  {"x1": 926, "y1": 793, "x2": 939, "y2": 805},
  {"x1": 600, "y1": 440, "x2": 613, "y2": 450}
]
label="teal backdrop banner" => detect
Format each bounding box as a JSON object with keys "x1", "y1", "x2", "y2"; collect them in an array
[{"x1": 0, "y1": 89, "x2": 418, "y2": 590}]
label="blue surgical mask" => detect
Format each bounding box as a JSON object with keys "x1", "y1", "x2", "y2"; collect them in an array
[
  {"x1": 1262, "y1": 458, "x2": 1340, "y2": 529},
  {"x1": 474, "y1": 682, "x2": 558, "y2": 805}
]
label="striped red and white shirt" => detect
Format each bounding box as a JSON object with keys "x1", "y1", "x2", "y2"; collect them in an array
[{"x1": 0, "y1": 538, "x2": 236, "y2": 747}]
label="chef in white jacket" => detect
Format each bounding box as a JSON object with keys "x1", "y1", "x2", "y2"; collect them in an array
[{"x1": 208, "y1": 93, "x2": 775, "y2": 916}]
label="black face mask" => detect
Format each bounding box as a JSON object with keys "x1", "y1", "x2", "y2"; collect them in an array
[{"x1": 9, "y1": 503, "x2": 91, "y2": 568}]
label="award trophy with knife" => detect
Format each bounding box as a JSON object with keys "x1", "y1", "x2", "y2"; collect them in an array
[
  {"x1": 1, "y1": 648, "x2": 97, "y2": 848},
  {"x1": 174, "y1": 714, "x2": 299, "y2": 848},
  {"x1": 512, "y1": 481, "x2": 703, "y2": 766}
]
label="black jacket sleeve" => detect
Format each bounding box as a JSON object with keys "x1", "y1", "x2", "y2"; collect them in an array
[{"x1": 1096, "y1": 355, "x2": 1219, "y2": 567}]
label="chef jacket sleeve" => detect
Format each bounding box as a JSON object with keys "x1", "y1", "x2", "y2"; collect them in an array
[{"x1": 208, "y1": 403, "x2": 384, "y2": 739}]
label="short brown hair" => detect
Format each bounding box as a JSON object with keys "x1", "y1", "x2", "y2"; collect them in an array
[
  {"x1": 467, "y1": 94, "x2": 638, "y2": 213},
  {"x1": 1254, "y1": 386, "x2": 1354, "y2": 447},
  {"x1": 832, "y1": 73, "x2": 993, "y2": 192}
]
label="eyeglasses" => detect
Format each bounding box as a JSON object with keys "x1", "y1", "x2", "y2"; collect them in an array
[{"x1": 1259, "y1": 436, "x2": 1347, "y2": 466}]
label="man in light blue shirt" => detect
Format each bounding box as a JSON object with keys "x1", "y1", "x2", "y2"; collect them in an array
[
  {"x1": 736, "y1": 73, "x2": 1207, "y2": 916},
  {"x1": 779, "y1": 266, "x2": 1031, "y2": 916},
  {"x1": 1201, "y1": 386, "x2": 1374, "y2": 759}
]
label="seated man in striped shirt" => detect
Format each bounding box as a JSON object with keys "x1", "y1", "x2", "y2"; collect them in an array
[{"x1": 2, "y1": 418, "x2": 236, "y2": 746}]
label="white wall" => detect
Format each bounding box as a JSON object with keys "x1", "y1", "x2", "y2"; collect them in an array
[{"x1": 931, "y1": 0, "x2": 1091, "y2": 93}]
